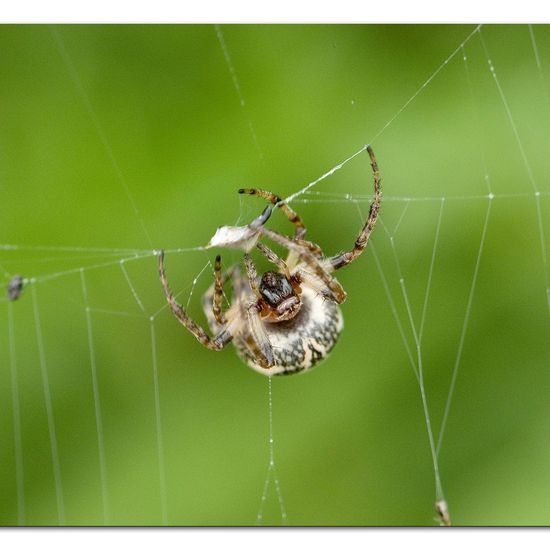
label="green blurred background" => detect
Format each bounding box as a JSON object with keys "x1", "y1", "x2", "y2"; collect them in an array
[{"x1": 1, "y1": 24, "x2": 550, "y2": 526}]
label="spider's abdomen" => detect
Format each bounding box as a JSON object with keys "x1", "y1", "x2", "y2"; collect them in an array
[{"x1": 234, "y1": 286, "x2": 344, "y2": 376}]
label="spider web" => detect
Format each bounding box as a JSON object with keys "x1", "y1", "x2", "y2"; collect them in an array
[{"x1": 1, "y1": 24, "x2": 550, "y2": 526}]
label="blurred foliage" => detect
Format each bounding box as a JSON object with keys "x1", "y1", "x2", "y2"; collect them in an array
[{"x1": 1, "y1": 24, "x2": 550, "y2": 526}]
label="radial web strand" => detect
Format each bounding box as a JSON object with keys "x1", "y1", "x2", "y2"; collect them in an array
[{"x1": 256, "y1": 377, "x2": 287, "y2": 525}]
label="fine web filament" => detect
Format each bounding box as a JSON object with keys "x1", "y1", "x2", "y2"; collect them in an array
[
  {"x1": 478, "y1": 29, "x2": 550, "y2": 315},
  {"x1": 80, "y1": 269, "x2": 110, "y2": 524},
  {"x1": 31, "y1": 285, "x2": 66, "y2": 525},
  {"x1": 432, "y1": 35, "x2": 496, "y2": 457},
  {"x1": 418, "y1": 199, "x2": 445, "y2": 345},
  {"x1": 215, "y1": 25, "x2": 264, "y2": 159},
  {"x1": 528, "y1": 25, "x2": 550, "y2": 104},
  {"x1": 293, "y1": 190, "x2": 550, "y2": 204},
  {"x1": 51, "y1": 28, "x2": 154, "y2": 249},
  {"x1": 7, "y1": 302, "x2": 25, "y2": 525},
  {"x1": 372, "y1": 204, "x2": 447, "y2": 508},
  {"x1": 256, "y1": 377, "x2": 287, "y2": 525},
  {"x1": 283, "y1": 25, "x2": 482, "y2": 208},
  {"x1": 436, "y1": 198, "x2": 493, "y2": 456},
  {"x1": 120, "y1": 259, "x2": 148, "y2": 314},
  {"x1": 150, "y1": 321, "x2": 168, "y2": 525}
]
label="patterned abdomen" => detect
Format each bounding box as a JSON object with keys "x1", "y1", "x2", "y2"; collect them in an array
[{"x1": 234, "y1": 286, "x2": 344, "y2": 376}]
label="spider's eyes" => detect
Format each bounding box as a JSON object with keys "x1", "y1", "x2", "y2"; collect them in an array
[{"x1": 259, "y1": 271, "x2": 294, "y2": 307}]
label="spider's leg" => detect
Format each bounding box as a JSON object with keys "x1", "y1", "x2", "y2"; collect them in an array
[
  {"x1": 212, "y1": 255, "x2": 225, "y2": 324},
  {"x1": 159, "y1": 251, "x2": 234, "y2": 350},
  {"x1": 260, "y1": 227, "x2": 347, "y2": 304},
  {"x1": 256, "y1": 242, "x2": 291, "y2": 279},
  {"x1": 202, "y1": 256, "x2": 240, "y2": 328},
  {"x1": 284, "y1": 237, "x2": 323, "y2": 271},
  {"x1": 243, "y1": 253, "x2": 261, "y2": 299},
  {"x1": 238, "y1": 187, "x2": 323, "y2": 269},
  {"x1": 246, "y1": 302, "x2": 274, "y2": 368},
  {"x1": 327, "y1": 145, "x2": 381, "y2": 271},
  {"x1": 239, "y1": 188, "x2": 306, "y2": 239},
  {"x1": 242, "y1": 253, "x2": 275, "y2": 368},
  {"x1": 287, "y1": 238, "x2": 323, "y2": 261},
  {"x1": 294, "y1": 268, "x2": 335, "y2": 301}
]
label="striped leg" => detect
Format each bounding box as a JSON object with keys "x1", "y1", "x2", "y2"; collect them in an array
[
  {"x1": 243, "y1": 253, "x2": 261, "y2": 298},
  {"x1": 159, "y1": 251, "x2": 235, "y2": 350},
  {"x1": 212, "y1": 255, "x2": 225, "y2": 323},
  {"x1": 242, "y1": 252, "x2": 274, "y2": 368},
  {"x1": 256, "y1": 242, "x2": 291, "y2": 279},
  {"x1": 245, "y1": 302, "x2": 274, "y2": 368},
  {"x1": 238, "y1": 187, "x2": 324, "y2": 271},
  {"x1": 328, "y1": 145, "x2": 382, "y2": 270},
  {"x1": 239, "y1": 187, "x2": 306, "y2": 238},
  {"x1": 202, "y1": 256, "x2": 241, "y2": 328}
]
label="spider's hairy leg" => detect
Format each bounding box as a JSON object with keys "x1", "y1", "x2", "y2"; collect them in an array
[
  {"x1": 212, "y1": 255, "x2": 224, "y2": 324},
  {"x1": 256, "y1": 242, "x2": 291, "y2": 279},
  {"x1": 281, "y1": 235, "x2": 323, "y2": 272},
  {"x1": 243, "y1": 252, "x2": 275, "y2": 368},
  {"x1": 246, "y1": 302, "x2": 275, "y2": 368},
  {"x1": 238, "y1": 188, "x2": 324, "y2": 272},
  {"x1": 294, "y1": 268, "x2": 334, "y2": 301},
  {"x1": 260, "y1": 227, "x2": 347, "y2": 304},
  {"x1": 158, "y1": 250, "x2": 234, "y2": 350},
  {"x1": 202, "y1": 256, "x2": 240, "y2": 328},
  {"x1": 292, "y1": 238, "x2": 323, "y2": 258},
  {"x1": 244, "y1": 253, "x2": 261, "y2": 299},
  {"x1": 328, "y1": 145, "x2": 382, "y2": 271},
  {"x1": 239, "y1": 187, "x2": 306, "y2": 239}
]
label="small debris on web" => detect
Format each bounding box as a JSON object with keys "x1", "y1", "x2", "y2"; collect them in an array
[
  {"x1": 7, "y1": 275, "x2": 25, "y2": 301},
  {"x1": 206, "y1": 205, "x2": 272, "y2": 252},
  {"x1": 435, "y1": 499, "x2": 451, "y2": 526}
]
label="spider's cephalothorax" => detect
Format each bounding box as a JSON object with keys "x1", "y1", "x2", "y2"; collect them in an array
[
  {"x1": 259, "y1": 271, "x2": 301, "y2": 322},
  {"x1": 158, "y1": 145, "x2": 381, "y2": 376}
]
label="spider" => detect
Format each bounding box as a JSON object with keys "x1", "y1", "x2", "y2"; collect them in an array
[{"x1": 159, "y1": 145, "x2": 381, "y2": 376}]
